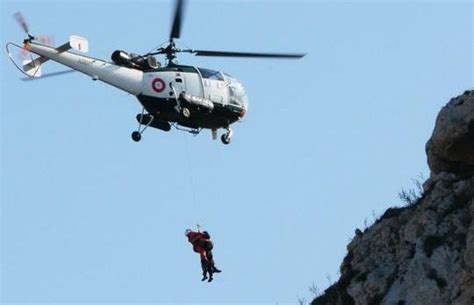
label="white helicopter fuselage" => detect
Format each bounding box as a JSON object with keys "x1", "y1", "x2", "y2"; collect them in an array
[
  {"x1": 23, "y1": 39, "x2": 248, "y2": 134},
  {"x1": 138, "y1": 65, "x2": 248, "y2": 128}
]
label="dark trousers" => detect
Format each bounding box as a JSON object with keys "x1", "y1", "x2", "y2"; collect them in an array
[{"x1": 200, "y1": 250, "x2": 215, "y2": 277}]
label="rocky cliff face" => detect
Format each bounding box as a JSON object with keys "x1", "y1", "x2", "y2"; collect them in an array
[{"x1": 312, "y1": 90, "x2": 474, "y2": 305}]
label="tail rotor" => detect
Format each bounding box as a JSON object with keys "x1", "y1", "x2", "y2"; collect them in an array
[{"x1": 14, "y1": 12, "x2": 34, "y2": 40}]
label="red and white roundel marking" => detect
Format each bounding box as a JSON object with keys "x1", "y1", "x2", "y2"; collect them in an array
[{"x1": 151, "y1": 78, "x2": 166, "y2": 93}]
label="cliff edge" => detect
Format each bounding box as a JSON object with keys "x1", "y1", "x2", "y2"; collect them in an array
[{"x1": 312, "y1": 90, "x2": 474, "y2": 305}]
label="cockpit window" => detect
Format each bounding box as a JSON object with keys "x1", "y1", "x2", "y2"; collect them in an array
[{"x1": 198, "y1": 68, "x2": 224, "y2": 81}]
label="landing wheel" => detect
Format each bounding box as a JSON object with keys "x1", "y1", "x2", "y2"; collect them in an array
[
  {"x1": 181, "y1": 107, "x2": 191, "y2": 118},
  {"x1": 131, "y1": 131, "x2": 142, "y2": 142},
  {"x1": 221, "y1": 134, "x2": 231, "y2": 145}
]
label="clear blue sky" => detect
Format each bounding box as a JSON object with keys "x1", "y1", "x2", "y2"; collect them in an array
[{"x1": 1, "y1": 0, "x2": 472, "y2": 304}]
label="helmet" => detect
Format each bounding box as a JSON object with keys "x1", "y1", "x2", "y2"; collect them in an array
[
  {"x1": 185, "y1": 229, "x2": 192, "y2": 237},
  {"x1": 202, "y1": 231, "x2": 210, "y2": 239}
]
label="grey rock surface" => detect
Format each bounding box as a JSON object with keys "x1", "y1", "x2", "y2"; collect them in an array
[
  {"x1": 426, "y1": 90, "x2": 474, "y2": 175},
  {"x1": 312, "y1": 91, "x2": 474, "y2": 305}
]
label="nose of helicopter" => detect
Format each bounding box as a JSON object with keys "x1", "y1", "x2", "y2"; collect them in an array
[
  {"x1": 240, "y1": 92, "x2": 249, "y2": 118},
  {"x1": 223, "y1": 73, "x2": 248, "y2": 117}
]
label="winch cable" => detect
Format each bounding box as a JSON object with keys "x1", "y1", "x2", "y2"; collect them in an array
[{"x1": 181, "y1": 132, "x2": 201, "y2": 230}]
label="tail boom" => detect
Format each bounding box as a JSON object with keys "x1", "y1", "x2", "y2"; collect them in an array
[{"x1": 25, "y1": 41, "x2": 143, "y2": 95}]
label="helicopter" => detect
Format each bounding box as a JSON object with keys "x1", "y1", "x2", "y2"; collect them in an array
[{"x1": 6, "y1": 0, "x2": 305, "y2": 144}]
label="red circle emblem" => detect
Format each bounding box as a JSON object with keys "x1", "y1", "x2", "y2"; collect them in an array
[{"x1": 151, "y1": 78, "x2": 166, "y2": 93}]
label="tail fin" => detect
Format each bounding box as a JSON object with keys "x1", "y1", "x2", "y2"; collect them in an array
[
  {"x1": 22, "y1": 58, "x2": 44, "y2": 77},
  {"x1": 69, "y1": 35, "x2": 88, "y2": 53}
]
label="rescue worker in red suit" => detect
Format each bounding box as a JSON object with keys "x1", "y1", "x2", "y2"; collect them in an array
[{"x1": 185, "y1": 229, "x2": 221, "y2": 282}]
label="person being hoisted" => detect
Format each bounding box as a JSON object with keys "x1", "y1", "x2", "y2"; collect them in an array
[{"x1": 185, "y1": 228, "x2": 222, "y2": 282}]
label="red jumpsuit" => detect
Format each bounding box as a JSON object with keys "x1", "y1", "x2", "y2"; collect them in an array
[
  {"x1": 187, "y1": 231, "x2": 209, "y2": 261},
  {"x1": 187, "y1": 231, "x2": 216, "y2": 279}
]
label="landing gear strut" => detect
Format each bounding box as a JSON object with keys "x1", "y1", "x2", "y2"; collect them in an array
[
  {"x1": 221, "y1": 127, "x2": 233, "y2": 145},
  {"x1": 132, "y1": 107, "x2": 154, "y2": 142}
]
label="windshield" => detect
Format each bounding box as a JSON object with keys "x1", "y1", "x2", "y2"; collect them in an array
[{"x1": 198, "y1": 67, "x2": 224, "y2": 81}]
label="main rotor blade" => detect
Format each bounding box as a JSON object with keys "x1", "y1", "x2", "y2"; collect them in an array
[
  {"x1": 193, "y1": 50, "x2": 306, "y2": 59},
  {"x1": 170, "y1": 0, "x2": 185, "y2": 40}
]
